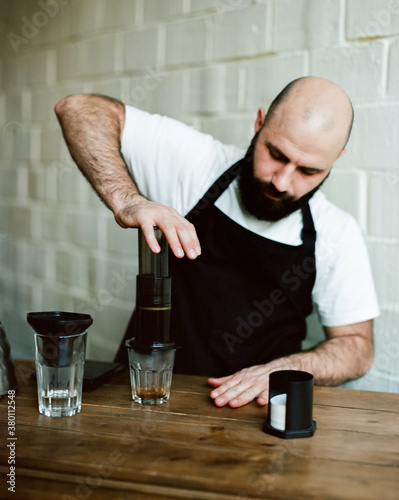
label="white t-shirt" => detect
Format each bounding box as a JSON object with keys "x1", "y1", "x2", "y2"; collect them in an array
[{"x1": 121, "y1": 105, "x2": 380, "y2": 328}]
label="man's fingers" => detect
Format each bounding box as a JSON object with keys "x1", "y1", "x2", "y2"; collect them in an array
[
  {"x1": 118, "y1": 199, "x2": 202, "y2": 259},
  {"x1": 209, "y1": 367, "x2": 271, "y2": 408},
  {"x1": 160, "y1": 220, "x2": 201, "y2": 260}
]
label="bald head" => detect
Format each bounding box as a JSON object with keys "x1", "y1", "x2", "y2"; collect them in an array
[{"x1": 264, "y1": 77, "x2": 354, "y2": 153}]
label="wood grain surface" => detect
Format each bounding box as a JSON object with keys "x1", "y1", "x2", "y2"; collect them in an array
[{"x1": 0, "y1": 360, "x2": 398, "y2": 499}]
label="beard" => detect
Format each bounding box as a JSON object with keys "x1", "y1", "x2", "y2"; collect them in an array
[{"x1": 238, "y1": 133, "x2": 328, "y2": 222}]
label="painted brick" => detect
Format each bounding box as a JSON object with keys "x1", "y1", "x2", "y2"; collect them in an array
[
  {"x1": 387, "y1": 38, "x2": 399, "y2": 98},
  {"x1": 346, "y1": 0, "x2": 399, "y2": 39},
  {"x1": 31, "y1": 88, "x2": 62, "y2": 122},
  {"x1": 321, "y1": 169, "x2": 367, "y2": 230},
  {"x1": 103, "y1": 0, "x2": 137, "y2": 28},
  {"x1": 25, "y1": 244, "x2": 54, "y2": 281},
  {"x1": 42, "y1": 283, "x2": 75, "y2": 311},
  {"x1": 106, "y1": 213, "x2": 138, "y2": 256},
  {"x1": 346, "y1": 105, "x2": 399, "y2": 171},
  {"x1": 12, "y1": 127, "x2": 31, "y2": 161},
  {"x1": 26, "y1": 49, "x2": 50, "y2": 85},
  {"x1": 72, "y1": 210, "x2": 101, "y2": 249},
  {"x1": 190, "y1": 0, "x2": 218, "y2": 14},
  {"x1": 27, "y1": 167, "x2": 49, "y2": 201},
  {"x1": 40, "y1": 207, "x2": 68, "y2": 243},
  {"x1": 82, "y1": 303, "x2": 131, "y2": 361},
  {"x1": 368, "y1": 172, "x2": 399, "y2": 238},
  {"x1": 32, "y1": 0, "x2": 70, "y2": 45},
  {"x1": 124, "y1": 66, "x2": 183, "y2": 115},
  {"x1": 91, "y1": 79, "x2": 125, "y2": 101},
  {"x1": 2, "y1": 121, "x2": 26, "y2": 161},
  {"x1": 40, "y1": 127, "x2": 64, "y2": 162},
  {"x1": 1, "y1": 58, "x2": 23, "y2": 89},
  {"x1": 213, "y1": 3, "x2": 270, "y2": 60},
  {"x1": 87, "y1": 254, "x2": 136, "y2": 305},
  {"x1": 0, "y1": 92, "x2": 5, "y2": 124},
  {"x1": 244, "y1": 54, "x2": 307, "y2": 112},
  {"x1": 8, "y1": 206, "x2": 34, "y2": 237},
  {"x1": 311, "y1": 42, "x2": 385, "y2": 104},
  {"x1": 0, "y1": 239, "x2": 19, "y2": 276},
  {"x1": 166, "y1": 18, "x2": 208, "y2": 66},
  {"x1": 56, "y1": 169, "x2": 84, "y2": 205},
  {"x1": 372, "y1": 310, "x2": 399, "y2": 376},
  {"x1": 83, "y1": 34, "x2": 117, "y2": 77},
  {"x1": 136, "y1": 68, "x2": 186, "y2": 116},
  {"x1": 0, "y1": 169, "x2": 19, "y2": 198},
  {"x1": 187, "y1": 64, "x2": 242, "y2": 114},
  {"x1": 124, "y1": 28, "x2": 159, "y2": 71},
  {"x1": 56, "y1": 41, "x2": 85, "y2": 81},
  {"x1": 5, "y1": 94, "x2": 23, "y2": 124},
  {"x1": 68, "y1": 0, "x2": 101, "y2": 38},
  {"x1": 2, "y1": 0, "x2": 399, "y2": 389},
  {"x1": 367, "y1": 240, "x2": 399, "y2": 307},
  {"x1": 80, "y1": 177, "x2": 105, "y2": 209},
  {"x1": 273, "y1": 0, "x2": 341, "y2": 51},
  {"x1": 55, "y1": 248, "x2": 88, "y2": 288},
  {"x1": 199, "y1": 115, "x2": 253, "y2": 148},
  {"x1": 144, "y1": 0, "x2": 186, "y2": 22}
]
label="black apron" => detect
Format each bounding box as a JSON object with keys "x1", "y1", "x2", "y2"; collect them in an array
[{"x1": 116, "y1": 158, "x2": 316, "y2": 377}]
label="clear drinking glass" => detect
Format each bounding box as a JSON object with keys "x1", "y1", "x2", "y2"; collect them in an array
[
  {"x1": 127, "y1": 346, "x2": 175, "y2": 405},
  {"x1": 34, "y1": 330, "x2": 87, "y2": 417}
]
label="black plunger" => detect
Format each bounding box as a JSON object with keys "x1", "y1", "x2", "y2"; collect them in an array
[{"x1": 133, "y1": 228, "x2": 174, "y2": 350}]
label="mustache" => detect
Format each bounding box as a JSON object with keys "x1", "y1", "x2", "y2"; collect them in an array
[
  {"x1": 255, "y1": 178, "x2": 293, "y2": 202},
  {"x1": 262, "y1": 182, "x2": 289, "y2": 200}
]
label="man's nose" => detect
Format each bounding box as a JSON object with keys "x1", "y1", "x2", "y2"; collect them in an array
[{"x1": 271, "y1": 163, "x2": 295, "y2": 193}]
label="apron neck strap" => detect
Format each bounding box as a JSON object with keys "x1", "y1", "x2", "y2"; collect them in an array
[{"x1": 186, "y1": 158, "x2": 244, "y2": 220}]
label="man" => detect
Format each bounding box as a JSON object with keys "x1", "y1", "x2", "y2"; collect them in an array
[{"x1": 55, "y1": 76, "x2": 379, "y2": 408}]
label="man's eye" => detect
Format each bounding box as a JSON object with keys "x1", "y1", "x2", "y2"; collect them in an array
[
  {"x1": 270, "y1": 150, "x2": 282, "y2": 161},
  {"x1": 300, "y1": 168, "x2": 318, "y2": 176}
]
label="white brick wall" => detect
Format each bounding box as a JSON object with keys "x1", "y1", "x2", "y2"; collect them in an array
[{"x1": 1, "y1": 0, "x2": 398, "y2": 391}]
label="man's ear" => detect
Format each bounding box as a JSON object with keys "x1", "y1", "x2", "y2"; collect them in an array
[{"x1": 254, "y1": 107, "x2": 266, "y2": 133}]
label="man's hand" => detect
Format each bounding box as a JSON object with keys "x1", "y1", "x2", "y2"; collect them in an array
[
  {"x1": 208, "y1": 364, "x2": 272, "y2": 408},
  {"x1": 54, "y1": 93, "x2": 201, "y2": 261},
  {"x1": 208, "y1": 320, "x2": 374, "y2": 408},
  {"x1": 114, "y1": 193, "x2": 201, "y2": 260}
]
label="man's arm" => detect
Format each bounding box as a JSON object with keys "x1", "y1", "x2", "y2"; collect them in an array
[
  {"x1": 208, "y1": 319, "x2": 373, "y2": 407},
  {"x1": 54, "y1": 94, "x2": 201, "y2": 259}
]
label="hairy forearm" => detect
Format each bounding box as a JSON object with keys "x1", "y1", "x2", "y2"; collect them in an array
[
  {"x1": 55, "y1": 94, "x2": 202, "y2": 258},
  {"x1": 54, "y1": 94, "x2": 139, "y2": 213},
  {"x1": 209, "y1": 322, "x2": 374, "y2": 408},
  {"x1": 265, "y1": 332, "x2": 373, "y2": 387}
]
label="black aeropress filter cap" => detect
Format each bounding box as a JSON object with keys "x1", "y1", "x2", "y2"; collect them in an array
[
  {"x1": 27, "y1": 311, "x2": 93, "y2": 336},
  {"x1": 125, "y1": 337, "x2": 176, "y2": 353},
  {"x1": 27, "y1": 312, "x2": 93, "y2": 368}
]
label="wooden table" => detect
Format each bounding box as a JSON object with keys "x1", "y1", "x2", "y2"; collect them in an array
[{"x1": 1, "y1": 361, "x2": 398, "y2": 499}]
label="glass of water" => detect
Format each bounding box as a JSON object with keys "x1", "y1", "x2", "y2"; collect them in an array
[{"x1": 28, "y1": 312, "x2": 92, "y2": 417}]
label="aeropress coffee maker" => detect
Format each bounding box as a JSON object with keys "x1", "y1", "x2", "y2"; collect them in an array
[{"x1": 126, "y1": 228, "x2": 176, "y2": 404}]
